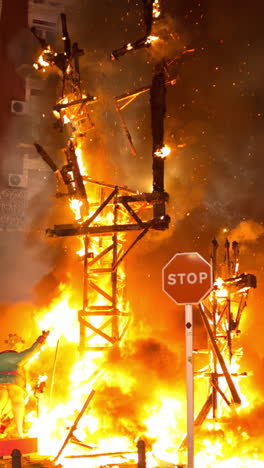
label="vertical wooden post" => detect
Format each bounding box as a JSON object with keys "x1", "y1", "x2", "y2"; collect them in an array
[
  {"x1": 137, "y1": 439, "x2": 146, "y2": 468},
  {"x1": 150, "y1": 62, "x2": 166, "y2": 219},
  {"x1": 11, "y1": 449, "x2": 21, "y2": 468}
]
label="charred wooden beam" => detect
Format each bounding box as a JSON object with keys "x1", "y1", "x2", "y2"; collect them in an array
[
  {"x1": 115, "y1": 75, "x2": 181, "y2": 106},
  {"x1": 194, "y1": 394, "x2": 213, "y2": 426},
  {"x1": 211, "y1": 373, "x2": 231, "y2": 407},
  {"x1": 72, "y1": 41, "x2": 84, "y2": 77},
  {"x1": 222, "y1": 273, "x2": 257, "y2": 292},
  {"x1": 34, "y1": 143, "x2": 58, "y2": 172},
  {"x1": 211, "y1": 238, "x2": 218, "y2": 281},
  {"x1": 111, "y1": 0, "x2": 159, "y2": 60},
  {"x1": 111, "y1": 36, "x2": 151, "y2": 60},
  {"x1": 112, "y1": 221, "x2": 154, "y2": 270},
  {"x1": 114, "y1": 56, "x2": 190, "y2": 156},
  {"x1": 118, "y1": 191, "x2": 169, "y2": 203},
  {"x1": 61, "y1": 13, "x2": 71, "y2": 58},
  {"x1": 83, "y1": 177, "x2": 136, "y2": 193},
  {"x1": 46, "y1": 222, "x2": 150, "y2": 237},
  {"x1": 115, "y1": 103, "x2": 137, "y2": 156},
  {"x1": 54, "y1": 389, "x2": 95, "y2": 461},
  {"x1": 225, "y1": 238, "x2": 231, "y2": 275},
  {"x1": 89, "y1": 281, "x2": 113, "y2": 303},
  {"x1": 199, "y1": 303, "x2": 241, "y2": 405},
  {"x1": 65, "y1": 140, "x2": 89, "y2": 213},
  {"x1": 150, "y1": 61, "x2": 167, "y2": 221},
  {"x1": 142, "y1": 0, "x2": 155, "y2": 35},
  {"x1": 232, "y1": 240, "x2": 240, "y2": 275},
  {"x1": 234, "y1": 294, "x2": 247, "y2": 330},
  {"x1": 137, "y1": 439, "x2": 146, "y2": 468},
  {"x1": 116, "y1": 86, "x2": 150, "y2": 105},
  {"x1": 88, "y1": 244, "x2": 114, "y2": 267},
  {"x1": 79, "y1": 309, "x2": 129, "y2": 316},
  {"x1": 53, "y1": 95, "x2": 97, "y2": 112},
  {"x1": 151, "y1": 61, "x2": 166, "y2": 187},
  {"x1": 46, "y1": 217, "x2": 169, "y2": 238},
  {"x1": 79, "y1": 316, "x2": 116, "y2": 344},
  {"x1": 31, "y1": 26, "x2": 48, "y2": 49},
  {"x1": 34, "y1": 143, "x2": 70, "y2": 187},
  {"x1": 82, "y1": 188, "x2": 118, "y2": 227},
  {"x1": 65, "y1": 451, "x2": 136, "y2": 459},
  {"x1": 120, "y1": 199, "x2": 145, "y2": 227}
]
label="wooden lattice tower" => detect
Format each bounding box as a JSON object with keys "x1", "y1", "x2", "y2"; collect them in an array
[
  {"x1": 32, "y1": 5, "x2": 182, "y2": 354},
  {"x1": 195, "y1": 239, "x2": 256, "y2": 426}
]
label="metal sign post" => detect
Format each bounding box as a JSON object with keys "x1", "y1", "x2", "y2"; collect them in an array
[
  {"x1": 162, "y1": 252, "x2": 213, "y2": 468},
  {"x1": 185, "y1": 303, "x2": 194, "y2": 468}
]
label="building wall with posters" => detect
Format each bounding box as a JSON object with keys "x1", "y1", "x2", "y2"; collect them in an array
[
  {"x1": 0, "y1": 0, "x2": 64, "y2": 301},
  {"x1": 0, "y1": 0, "x2": 63, "y2": 231}
]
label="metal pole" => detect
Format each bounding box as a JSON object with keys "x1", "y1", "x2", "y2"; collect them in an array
[{"x1": 185, "y1": 303, "x2": 194, "y2": 468}]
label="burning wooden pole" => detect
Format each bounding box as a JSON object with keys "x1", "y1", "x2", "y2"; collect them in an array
[
  {"x1": 11, "y1": 449, "x2": 21, "y2": 468},
  {"x1": 54, "y1": 389, "x2": 96, "y2": 462},
  {"x1": 137, "y1": 439, "x2": 146, "y2": 468},
  {"x1": 150, "y1": 61, "x2": 168, "y2": 221},
  {"x1": 211, "y1": 238, "x2": 218, "y2": 281}
]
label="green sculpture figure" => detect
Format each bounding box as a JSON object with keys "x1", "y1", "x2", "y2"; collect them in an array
[{"x1": 0, "y1": 330, "x2": 49, "y2": 438}]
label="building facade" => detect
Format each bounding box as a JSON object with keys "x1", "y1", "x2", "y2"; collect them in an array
[
  {"x1": 0, "y1": 0, "x2": 64, "y2": 301},
  {"x1": 0, "y1": 0, "x2": 63, "y2": 231}
]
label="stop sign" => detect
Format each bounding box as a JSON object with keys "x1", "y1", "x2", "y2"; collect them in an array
[{"x1": 162, "y1": 252, "x2": 213, "y2": 304}]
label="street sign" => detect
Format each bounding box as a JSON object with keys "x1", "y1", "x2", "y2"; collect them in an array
[
  {"x1": 162, "y1": 252, "x2": 213, "y2": 305},
  {"x1": 162, "y1": 252, "x2": 213, "y2": 468}
]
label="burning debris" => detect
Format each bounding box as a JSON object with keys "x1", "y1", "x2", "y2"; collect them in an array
[{"x1": 111, "y1": 0, "x2": 161, "y2": 60}]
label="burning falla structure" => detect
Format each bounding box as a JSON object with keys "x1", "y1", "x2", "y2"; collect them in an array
[{"x1": 1, "y1": 2, "x2": 262, "y2": 468}]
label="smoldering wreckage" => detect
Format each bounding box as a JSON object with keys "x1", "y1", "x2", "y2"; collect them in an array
[{"x1": 0, "y1": 1, "x2": 263, "y2": 468}]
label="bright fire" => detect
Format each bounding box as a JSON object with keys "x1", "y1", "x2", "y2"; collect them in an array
[
  {"x1": 154, "y1": 145, "x2": 171, "y2": 158},
  {"x1": 9, "y1": 10, "x2": 264, "y2": 468}
]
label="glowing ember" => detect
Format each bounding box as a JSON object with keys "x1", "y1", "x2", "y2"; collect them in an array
[
  {"x1": 33, "y1": 46, "x2": 53, "y2": 71},
  {"x1": 154, "y1": 145, "x2": 171, "y2": 158},
  {"x1": 145, "y1": 35, "x2": 159, "y2": 45},
  {"x1": 153, "y1": 0, "x2": 161, "y2": 18}
]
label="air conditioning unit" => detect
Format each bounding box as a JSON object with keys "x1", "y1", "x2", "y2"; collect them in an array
[
  {"x1": 11, "y1": 100, "x2": 27, "y2": 115},
  {"x1": 8, "y1": 173, "x2": 28, "y2": 188}
]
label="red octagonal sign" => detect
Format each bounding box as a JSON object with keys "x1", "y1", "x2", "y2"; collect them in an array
[{"x1": 162, "y1": 252, "x2": 213, "y2": 305}]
